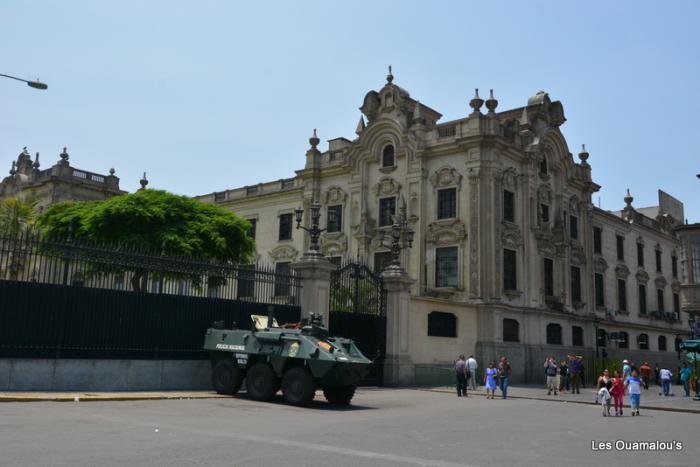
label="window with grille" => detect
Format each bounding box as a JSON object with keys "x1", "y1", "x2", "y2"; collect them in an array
[
  {"x1": 541, "y1": 204, "x2": 550, "y2": 224},
  {"x1": 437, "y1": 188, "x2": 456, "y2": 219},
  {"x1": 503, "y1": 319, "x2": 519, "y2": 342},
  {"x1": 594, "y1": 227, "x2": 602, "y2": 254},
  {"x1": 569, "y1": 215, "x2": 578, "y2": 240},
  {"x1": 427, "y1": 311, "x2": 457, "y2": 338},
  {"x1": 379, "y1": 197, "x2": 396, "y2": 227},
  {"x1": 572, "y1": 326, "x2": 584, "y2": 347},
  {"x1": 618, "y1": 279, "x2": 627, "y2": 312},
  {"x1": 674, "y1": 293, "x2": 680, "y2": 314},
  {"x1": 616, "y1": 235, "x2": 625, "y2": 261},
  {"x1": 672, "y1": 255, "x2": 678, "y2": 278},
  {"x1": 657, "y1": 289, "x2": 664, "y2": 311},
  {"x1": 571, "y1": 266, "x2": 582, "y2": 303},
  {"x1": 278, "y1": 213, "x2": 293, "y2": 241},
  {"x1": 503, "y1": 249, "x2": 517, "y2": 291},
  {"x1": 327, "y1": 205, "x2": 342, "y2": 232},
  {"x1": 436, "y1": 247, "x2": 458, "y2": 287},
  {"x1": 595, "y1": 273, "x2": 605, "y2": 308},
  {"x1": 237, "y1": 265, "x2": 255, "y2": 298},
  {"x1": 618, "y1": 331, "x2": 629, "y2": 349},
  {"x1": 546, "y1": 323, "x2": 562, "y2": 345},
  {"x1": 639, "y1": 285, "x2": 647, "y2": 315},
  {"x1": 382, "y1": 145, "x2": 395, "y2": 167},
  {"x1": 274, "y1": 262, "x2": 291, "y2": 296},
  {"x1": 544, "y1": 258, "x2": 554, "y2": 297},
  {"x1": 656, "y1": 249, "x2": 662, "y2": 273},
  {"x1": 503, "y1": 190, "x2": 515, "y2": 223},
  {"x1": 658, "y1": 335, "x2": 667, "y2": 351},
  {"x1": 638, "y1": 333, "x2": 649, "y2": 350}
]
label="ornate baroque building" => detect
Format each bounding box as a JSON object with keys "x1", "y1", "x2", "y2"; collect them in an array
[
  {"x1": 0, "y1": 147, "x2": 124, "y2": 210},
  {"x1": 198, "y1": 71, "x2": 692, "y2": 382}
]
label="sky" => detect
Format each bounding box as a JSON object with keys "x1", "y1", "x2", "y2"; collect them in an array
[{"x1": 2, "y1": 1, "x2": 699, "y2": 221}]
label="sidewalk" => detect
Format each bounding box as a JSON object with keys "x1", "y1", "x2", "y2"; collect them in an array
[
  {"x1": 0, "y1": 391, "x2": 228, "y2": 402},
  {"x1": 422, "y1": 383, "x2": 700, "y2": 414}
]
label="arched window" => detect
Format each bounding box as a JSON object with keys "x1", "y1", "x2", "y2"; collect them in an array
[
  {"x1": 618, "y1": 331, "x2": 629, "y2": 349},
  {"x1": 382, "y1": 145, "x2": 395, "y2": 168},
  {"x1": 637, "y1": 333, "x2": 649, "y2": 350},
  {"x1": 546, "y1": 323, "x2": 562, "y2": 345},
  {"x1": 503, "y1": 319, "x2": 519, "y2": 342},
  {"x1": 658, "y1": 335, "x2": 667, "y2": 351},
  {"x1": 539, "y1": 155, "x2": 548, "y2": 175}
]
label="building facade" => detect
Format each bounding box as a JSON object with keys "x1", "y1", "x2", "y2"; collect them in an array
[
  {"x1": 0, "y1": 147, "x2": 124, "y2": 210},
  {"x1": 198, "y1": 72, "x2": 691, "y2": 382}
]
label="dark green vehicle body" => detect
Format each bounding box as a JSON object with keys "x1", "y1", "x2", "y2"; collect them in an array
[{"x1": 203, "y1": 313, "x2": 371, "y2": 406}]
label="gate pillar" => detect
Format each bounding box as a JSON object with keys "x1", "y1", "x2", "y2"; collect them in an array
[
  {"x1": 382, "y1": 268, "x2": 415, "y2": 386},
  {"x1": 291, "y1": 256, "x2": 335, "y2": 325}
]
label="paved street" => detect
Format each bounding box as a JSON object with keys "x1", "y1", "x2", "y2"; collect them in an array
[{"x1": 1, "y1": 388, "x2": 698, "y2": 467}]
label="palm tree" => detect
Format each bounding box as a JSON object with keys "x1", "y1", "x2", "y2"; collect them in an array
[{"x1": 0, "y1": 196, "x2": 38, "y2": 237}]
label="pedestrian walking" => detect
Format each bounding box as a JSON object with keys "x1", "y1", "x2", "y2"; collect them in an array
[
  {"x1": 559, "y1": 359, "x2": 569, "y2": 393},
  {"x1": 569, "y1": 355, "x2": 582, "y2": 394},
  {"x1": 622, "y1": 359, "x2": 631, "y2": 383},
  {"x1": 610, "y1": 370, "x2": 625, "y2": 416},
  {"x1": 639, "y1": 362, "x2": 652, "y2": 390},
  {"x1": 598, "y1": 380, "x2": 612, "y2": 416},
  {"x1": 660, "y1": 367, "x2": 672, "y2": 396},
  {"x1": 595, "y1": 369, "x2": 610, "y2": 403},
  {"x1": 544, "y1": 357, "x2": 558, "y2": 395},
  {"x1": 680, "y1": 362, "x2": 693, "y2": 397},
  {"x1": 498, "y1": 357, "x2": 512, "y2": 399},
  {"x1": 484, "y1": 362, "x2": 498, "y2": 399},
  {"x1": 626, "y1": 370, "x2": 643, "y2": 416},
  {"x1": 454, "y1": 355, "x2": 468, "y2": 397},
  {"x1": 654, "y1": 363, "x2": 661, "y2": 387},
  {"x1": 466, "y1": 355, "x2": 478, "y2": 391}
]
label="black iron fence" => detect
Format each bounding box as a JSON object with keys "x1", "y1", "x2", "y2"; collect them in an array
[
  {"x1": 330, "y1": 261, "x2": 386, "y2": 316},
  {"x1": 0, "y1": 229, "x2": 301, "y2": 304}
]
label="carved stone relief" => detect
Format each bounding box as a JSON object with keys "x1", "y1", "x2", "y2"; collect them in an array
[
  {"x1": 501, "y1": 222, "x2": 523, "y2": 249},
  {"x1": 671, "y1": 280, "x2": 681, "y2": 293},
  {"x1": 593, "y1": 256, "x2": 609, "y2": 273},
  {"x1": 654, "y1": 276, "x2": 667, "y2": 289},
  {"x1": 425, "y1": 220, "x2": 467, "y2": 246},
  {"x1": 372, "y1": 177, "x2": 402, "y2": 197},
  {"x1": 538, "y1": 184, "x2": 552, "y2": 204},
  {"x1": 502, "y1": 167, "x2": 518, "y2": 191},
  {"x1": 268, "y1": 245, "x2": 299, "y2": 262},
  {"x1": 321, "y1": 233, "x2": 348, "y2": 256},
  {"x1": 468, "y1": 168, "x2": 480, "y2": 297},
  {"x1": 323, "y1": 186, "x2": 348, "y2": 205},
  {"x1": 570, "y1": 244, "x2": 586, "y2": 266},
  {"x1": 429, "y1": 166, "x2": 462, "y2": 189},
  {"x1": 615, "y1": 264, "x2": 631, "y2": 279},
  {"x1": 636, "y1": 269, "x2": 650, "y2": 284}
]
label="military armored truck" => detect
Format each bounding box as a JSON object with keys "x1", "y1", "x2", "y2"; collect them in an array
[{"x1": 203, "y1": 311, "x2": 371, "y2": 406}]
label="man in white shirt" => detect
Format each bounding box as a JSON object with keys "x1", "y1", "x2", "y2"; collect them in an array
[
  {"x1": 660, "y1": 367, "x2": 673, "y2": 396},
  {"x1": 466, "y1": 355, "x2": 478, "y2": 390}
]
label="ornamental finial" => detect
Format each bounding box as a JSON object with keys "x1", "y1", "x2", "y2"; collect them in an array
[{"x1": 386, "y1": 65, "x2": 394, "y2": 84}]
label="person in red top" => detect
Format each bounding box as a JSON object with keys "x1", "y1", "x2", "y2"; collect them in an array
[
  {"x1": 639, "y1": 362, "x2": 652, "y2": 390},
  {"x1": 610, "y1": 370, "x2": 625, "y2": 416}
]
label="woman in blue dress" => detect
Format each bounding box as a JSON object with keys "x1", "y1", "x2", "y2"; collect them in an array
[{"x1": 484, "y1": 362, "x2": 498, "y2": 399}]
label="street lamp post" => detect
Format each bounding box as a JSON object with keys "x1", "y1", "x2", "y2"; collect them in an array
[
  {"x1": 376, "y1": 196, "x2": 414, "y2": 273},
  {"x1": 0, "y1": 73, "x2": 48, "y2": 90},
  {"x1": 294, "y1": 201, "x2": 334, "y2": 260}
]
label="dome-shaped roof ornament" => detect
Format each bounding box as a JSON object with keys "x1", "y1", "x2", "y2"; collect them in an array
[
  {"x1": 109, "y1": 168, "x2": 116, "y2": 176},
  {"x1": 485, "y1": 89, "x2": 498, "y2": 114},
  {"x1": 386, "y1": 65, "x2": 394, "y2": 84},
  {"x1": 578, "y1": 144, "x2": 589, "y2": 165},
  {"x1": 59, "y1": 147, "x2": 69, "y2": 162},
  {"x1": 33, "y1": 152, "x2": 40, "y2": 169},
  {"x1": 309, "y1": 129, "x2": 320, "y2": 149},
  {"x1": 139, "y1": 172, "x2": 149, "y2": 191},
  {"x1": 469, "y1": 88, "x2": 484, "y2": 114},
  {"x1": 624, "y1": 188, "x2": 634, "y2": 208}
]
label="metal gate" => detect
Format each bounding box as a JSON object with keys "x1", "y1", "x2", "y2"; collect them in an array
[{"x1": 329, "y1": 263, "x2": 386, "y2": 385}]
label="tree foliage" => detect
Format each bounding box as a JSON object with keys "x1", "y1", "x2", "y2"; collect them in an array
[
  {"x1": 0, "y1": 197, "x2": 38, "y2": 236},
  {"x1": 37, "y1": 190, "x2": 255, "y2": 291}
]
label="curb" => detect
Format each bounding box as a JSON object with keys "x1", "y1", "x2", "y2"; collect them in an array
[{"x1": 417, "y1": 387, "x2": 700, "y2": 414}]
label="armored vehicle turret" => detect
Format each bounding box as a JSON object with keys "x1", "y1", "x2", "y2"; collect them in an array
[{"x1": 203, "y1": 311, "x2": 371, "y2": 406}]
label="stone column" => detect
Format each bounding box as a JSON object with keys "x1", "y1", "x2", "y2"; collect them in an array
[
  {"x1": 383, "y1": 267, "x2": 416, "y2": 386},
  {"x1": 291, "y1": 256, "x2": 335, "y2": 325}
]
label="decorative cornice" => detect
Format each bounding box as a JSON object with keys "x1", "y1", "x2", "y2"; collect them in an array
[
  {"x1": 429, "y1": 166, "x2": 462, "y2": 189},
  {"x1": 570, "y1": 244, "x2": 586, "y2": 266},
  {"x1": 593, "y1": 255, "x2": 609, "y2": 273},
  {"x1": 372, "y1": 176, "x2": 402, "y2": 197},
  {"x1": 636, "y1": 269, "x2": 649, "y2": 284},
  {"x1": 654, "y1": 276, "x2": 667, "y2": 289},
  {"x1": 615, "y1": 263, "x2": 630, "y2": 279},
  {"x1": 268, "y1": 244, "x2": 299, "y2": 262},
  {"x1": 671, "y1": 280, "x2": 681, "y2": 293},
  {"x1": 501, "y1": 222, "x2": 523, "y2": 249},
  {"x1": 426, "y1": 219, "x2": 467, "y2": 246},
  {"x1": 323, "y1": 186, "x2": 348, "y2": 205}
]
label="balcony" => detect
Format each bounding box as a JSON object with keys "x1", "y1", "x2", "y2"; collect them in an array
[{"x1": 680, "y1": 283, "x2": 700, "y2": 316}]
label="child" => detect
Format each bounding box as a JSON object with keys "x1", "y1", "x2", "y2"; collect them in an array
[
  {"x1": 610, "y1": 370, "x2": 625, "y2": 416},
  {"x1": 598, "y1": 380, "x2": 612, "y2": 416},
  {"x1": 626, "y1": 370, "x2": 642, "y2": 416},
  {"x1": 484, "y1": 362, "x2": 498, "y2": 399}
]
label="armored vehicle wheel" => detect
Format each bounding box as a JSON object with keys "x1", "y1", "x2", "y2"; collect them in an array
[
  {"x1": 212, "y1": 360, "x2": 243, "y2": 395},
  {"x1": 323, "y1": 386, "x2": 356, "y2": 406},
  {"x1": 245, "y1": 363, "x2": 278, "y2": 401},
  {"x1": 281, "y1": 367, "x2": 316, "y2": 406}
]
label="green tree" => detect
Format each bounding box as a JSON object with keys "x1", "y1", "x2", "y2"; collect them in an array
[
  {"x1": 0, "y1": 196, "x2": 38, "y2": 236},
  {"x1": 37, "y1": 190, "x2": 255, "y2": 291}
]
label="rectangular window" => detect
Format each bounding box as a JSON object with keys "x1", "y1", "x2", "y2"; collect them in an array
[
  {"x1": 374, "y1": 251, "x2": 393, "y2": 274},
  {"x1": 247, "y1": 219, "x2": 257, "y2": 239},
  {"x1": 571, "y1": 266, "x2": 582, "y2": 303},
  {"x1": 544, "y1": 258, "x2": 554, "y2": 297},
  {"x1": 674, "y1": 293, "x2": 680, "y2": 314},
  {"x1": 572, "y1": 326, "x2": 584, "y2": 347},
  {"x1": 436, "y1": 247, "x2": 459, "y2": 287},
  {"x1": 427, "y1": 311, "x2": 457, "y2": 338},
  {"x1": 274, "y1": 262, "x2": 291, "y2": 296},
  {"x1": 278, "y1": 213, "x2": 293, "y2": 241},
  {"x1": 541, "y1": 204, "x2": 550, "y2": 224},
  {"x1": 327, "y1": 205, "x2": 342, "y2": 233},
  {"x1": 503, "y1": 190, "x2": 515, "y2": 223},
  {"x1": 237, "y1": 264, "x2": 255, "y2": 298},
  {"x1": 437, "y1": 188, "x2": 457, "y2": 220},
  {"x1": 379, "y1": 197, "x2": 396, "y2": 227},
  {"x1": 639, "y1": 284, "x2": 647, "y2": 315},
  {"x1": 594, "y1": 273, "x2": 605, "y2": 308},
  {"x1": 655, "y1": 249, "x2": 662, "y2": 273},
  {"x1": 637, "y1": 243, "x2": 644, "y2": 267},
  {"x1": 657, "y1": 289, "x2": 664, "y2": 311},
  {"x1": 569, "y1": 215, "x2": 578, "y2": 240},
  {"x1": 616, "y1": 235, "x2": 624, "y2": 261},
  {"x1": 593, "y1": 227, "x2": 602, "y2": 254},
  {"x1": 503, "y1": 249, "x2": 517, "y2": 291},
  {"x1": 617, "y1": 279, "x2": 627, "y2": 312},
  {"x1": 672, "y1": 255, "x2": 678, "y2": 279}
]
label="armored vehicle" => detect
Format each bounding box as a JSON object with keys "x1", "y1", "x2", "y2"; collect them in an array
[{"x1": 203, "y1": 311, "x2": 371, "y2": 406}]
